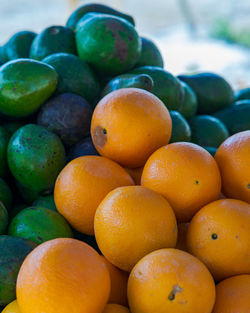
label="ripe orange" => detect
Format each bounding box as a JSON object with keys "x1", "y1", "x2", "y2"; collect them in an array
[
  {"x1": 187, "y1": 199, "x2": 250, "y2": 281},
  {"x1": 128, "y1": 248, "x2": 216, "y2": 313},
  {"x1": 215, "y1": 130, "x2": 250, "y2": 203},
  {"x1": 54, "y1": 156, "x2": 134, "y2": 235},
  {"x1": 212, "y1": 275, "x2": 250, "y2": 313},
  {"x1": 103, "y1": 304, "x2": 130, "y2": 313},
  {"x1": 91, "y1": 88, "x2": 172, "y2": 168},
  {"x1": 124, "y1": 167, "x2": 144, "y2": 185},
  {"x1": 101, "y1": 256, "x2": 129, "y2": 306},
  {"x1": 175, "y1": 223, "x2": 189, "y2": 251},
  {"x1": 2, "y1": 300, "x2": 21, "y2": 313},
  {"x1": 141, "y1": 142, "x2": 221, "y2": 222},
  {"x1": 94, "y1": 186, "x2": 177, "y2": 272},
  {"x1": 16, "y1": 238, "x2": 110, "y2": 313}
]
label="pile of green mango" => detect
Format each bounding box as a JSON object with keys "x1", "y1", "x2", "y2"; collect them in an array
[{"x1": 0, "y1": 2, "x2": 249, "y2": 309}]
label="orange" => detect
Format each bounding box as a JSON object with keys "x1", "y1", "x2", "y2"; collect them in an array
[
  {"x1": 212, "y1": 275, "x2": 250, "y2": 313},
  {"x1": 141, "y1": 142, "x2": 221, "y2": 222},
  {"x1": 54, "y1": 156, "x2": 134, "y2": 235},
  {"x1": 176, "y1": 223, "x2": 189, "y2": 251},
  {"x1": 124, "y1": 167, "x2": 143, "y2": 185},
  {"x1": 16, "y1": 238, "x2": 110, "y2": 313},
  {"x1": 215, "y1": 130, "x2": 250, "y2": 203},
  {"x1": 2, "y1": 300, "x2": 21, "y2": 313},
  {"x1": 103, "y1": 304, "x2": 130, "y2": 313},
  {"x1": 94, "y1": 186, "x2": 177, "y2": 272},
  {"x1": 91, "y1": 88, "x2": 172, "y2": 168},
  {"x1": 128, "y1": 248, "x2": 216, "y2": 313},
  {"x1": 101, "y1": 256, "x2": 129, "y2": 306},
  {"x1": 187, "y1": 199, "x2": 250, "y2": 281}
]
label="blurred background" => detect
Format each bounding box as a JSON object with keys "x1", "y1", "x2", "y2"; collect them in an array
[{"x1": 1, "y1": 0, "x2": 250, "y2": 89}]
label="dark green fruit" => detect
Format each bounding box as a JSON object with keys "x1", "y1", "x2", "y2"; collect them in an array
[
  {"x1": 0, "y1": 59, "x2": 58, "y2": 118},
  {"x1": 76, "y1": 13, "x2": 141, "y2": 76},
  {"x1": 0, "y1": 202, "x2": 8, "y2": 235},
  {"x1": 0, "y1": 46, "x2": 8, "y2": 65},
  {"x1": 101, "y1": 73, "x2": 154, "y2": 97},
  {"x1": 8, "y1": 124, "x2": 66, "y2": 195},
  {"x1": 8, "y1": 206, "x2": 72, "y2": 244},
  {"x1": 30, "y1": 25, "x2": 76, "y2": 61},
  {"x1": 203, "y1": 146, "x2": 217, "y2": 157},
  {"x1": 131, "y1": 66, "x2": 184, "y2": 110},
  {"x1": 2, "y1": 121, "x2": 25, "y2": 135},
  {"x1": 169, "y1": 111, "x2": 191, "y2": 143},
  {"x1": 213, "y1": 100, "x2": 250, "y2": 135},
  {"x1": 43, "y1": 53, "x2": 100, "y2": 104},
  {"x1": 178, "y1": 72, "x2": 234, "y2": 114},
  {"x1": 189, "y1": 115, "x2": 229, "y2": 147},
  {"x1": 4, "y1": 31, "x2": 37, "y2": 60},
  {"x1": 66, "y1": 3, "x2": 135, "y2": 31},
  {"x1": 15, "y1": 180, "x2": 40, "y2": 205},
  {"x1": 135, "y1": 37, "x2": 164, "y2": 68},
  {"x1": 37, "y1": 93, "x2": 92, "y2": 146},
  {"x1": 0, "y1": 178, "x2": 12, "y2": 211},
  {"x1": 0, "y1": 127, "x2": 10, "y2": 177},
  {"x1": 0, "y1": 235, "x2": 36, "y2": 305},
  {"x1": 33, "y1": 195, "x2": 57, "y2": 212},
  {"x1": 234, "y1": 87, "x2": 250, "y2": 101},
  {"x1": 67, "y1": 136, "x2": 98, "y2": 162},
  {"x1": 178, "y1": 82, "x2": 198, "y2": 118}
]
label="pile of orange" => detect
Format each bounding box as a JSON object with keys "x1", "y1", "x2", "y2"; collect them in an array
[{"x1": 7, "y1": 89, "x2": 249, "y2": 313}]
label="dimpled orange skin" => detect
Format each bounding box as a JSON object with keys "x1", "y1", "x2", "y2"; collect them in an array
[
  {"x1": 103, "y1": 304, "x2": 130, "y2": 313},
  {"x1": 212, "y1": 275, "x2": 250, "y2": 313},
  {"x1": 215, "y1": 130, "x2": 250, "y2": 203},
  {"x1": 141, "y1": 142, "x2": 221, "y2": 222},
  {"x1": 176, "y1": 223, "x2": 189, "y2": 252},
  {"x1": 128, "y1": 248, "x2": 216, "y2": 313},
  {"x1": 54, "y1": 156, "x2": 134, "y2": 235},
  {"x1": 187, "y1": 199, "x2": 250, "y2": 281},
  {"x1": 91, "y1": 88, "x2": 172, "y2": 168},
  {"x1": 100, "y1": 256, "x2": 129, "y2": 306},
  {"x1": 94, "y1": 186, "x2": 177, "y2": 272},
  {"x1": 16, "y1": 238, "x2": 110, "y2": 313},
  {"x1": 124, "y1": 167, "x2": 144, "y2": 185},
  {"x1": 2, "y1": 300, "x2": 21, "y2": 313}
]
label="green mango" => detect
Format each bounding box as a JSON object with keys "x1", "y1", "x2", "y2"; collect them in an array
[
  {"x1": 130, "y1": 66, "x2": 184, "y2": 110},
  {"x1": 76, "y1": 13, "x2": 141, "y2": 76},
  {"x1": 30, "y1": 26, "x2": 76, "y2": 61},
  {"x1": 7, "y1": 124, "x2": 66, "y2": 195},
  {"x1": 189, "y1": 115, "x2": 229, "y2": 148},
  {"x1": 32, "y1": 194, "x2": 57, "y2": 212},
  {"x1": 0, "y1": 202, "x2": 8, "y2": 235},
  {"x1": 169, "y1": 111, "x2": 191, "y2": 143},
  {"x1": 43, "y1": 53, "x2": 100, "y2": 104},
  {"x1": 178, "y1": 82, "x2": 198, "y2": 118},
  {"x1": 178, "y1": 72, "x2": 234, "y2": 114},
  {"x1": 4, "y1": 31, "x2": 37, "y2": 61},
  {"x1": 0, "y1": 127, "x2": 10, "y2": 177},
  {"x1": 0, "y1": 236, "x2": 36, "y2": 305},
  {"x1": 0, "y1": 46, "x2": 8, "y2": 65},
  {"x1": 135, "y1": 37, "x2": 164, "y2": 68},
  {"x1": 101, "y1": 73, "x2": 154, "y2": 97},
  {"x1": 8, "y1": 206, "x2": 72, "y2": 244},
  {"x1": 66, "y1": 3, "x2": 135, "y2": 31},
  {"x1": 203, "y1": 146, "x2": 217, "y2": 157},
  {"x1": 213, "y1": 100, "x2": 250, "y2": 135},
  {"x1": 234, "y1": 87, "x2": 250, "y2": 101},
  {"x1": 0, "y1": 178, "x2": 12, "y2": 211},
  {"x1": 0, "y1": 59, "x2": 58, "y2": 118}
]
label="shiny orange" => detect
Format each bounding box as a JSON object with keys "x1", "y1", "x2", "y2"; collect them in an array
[
  {"x1": 94, "y1": 186, "x2": 177, "y2": 272},
  {"x1": 128, "y1": 248, "x2": 216, "y2": 313},
  {"x1": 101, "y1": 256, "x2": 129, "y2": 306},
  {"x1": 141, "y1": 142, "x2": 221, "y2": 222},
  {"x1": 212, "y1": 275, "x2": 250, "y2": 313},
  {"x1": 215, "y1": 130, "x2": 250, "y2": 203},
  {"x1": 187, "y1": 199, "x2": 250, "y2": 281},
  {"x1": 54, "y1": 156, "x2": 134, "y2": 235},
  {"x1": 17, "y1": 238, "x2": 110, "y2": 313},
  {"x1": 91, "y1": 88, "x2": 172, "y2": 168},
  {"x1": 176, "y1": 223, "x2": 189, "y2": 251},
  {"x1": 103, "y1": 304, "x2": 130, "y2": 313},
  {"x1": 124, "y1": 167, "x2": 144, "y2": 185}
]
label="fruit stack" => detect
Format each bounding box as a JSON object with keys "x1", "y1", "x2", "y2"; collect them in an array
[{"x1": 0, "y1": 3, "x2": 249, "y2": 313}]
